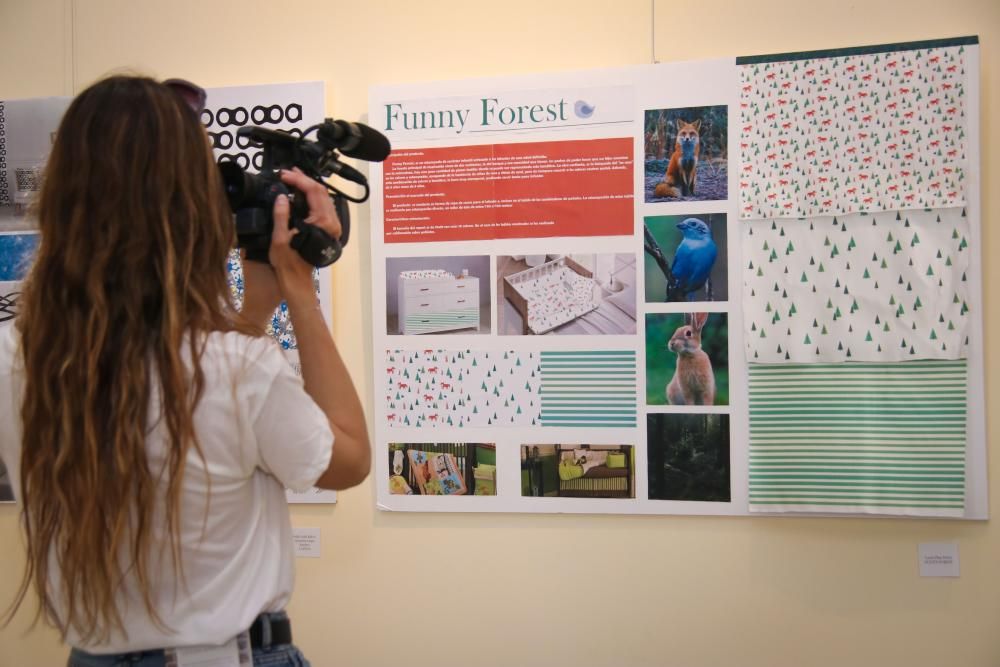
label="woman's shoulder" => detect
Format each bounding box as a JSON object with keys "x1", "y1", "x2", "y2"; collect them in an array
[
  {"x1": 199, "y1": 330, "x2": 288, "y2": 380},
  {"x1": 197, "y1": 331, "x2": 303, "y2": 424}
]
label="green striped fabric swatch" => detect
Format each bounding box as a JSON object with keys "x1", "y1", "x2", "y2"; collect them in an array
[
  {"x1": 404, "y1": 307, "x2": 479, "y2": 334},
  {"x1": 748, "y1": 360, "x2": 966, "y2": 516},
  {"x1": 540, "y1": 350, "x2": 637, "y2": 427}
]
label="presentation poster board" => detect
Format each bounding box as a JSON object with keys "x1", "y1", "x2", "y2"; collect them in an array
[
  {"x1": 0, "y1": 83, "x2": 338, "y2": 504},
  {"x1": 369, "y1": 37, "x2": 986, "y2": 518},
  {"x1": 204, "y1": 81, "x2": 337, "y2": 504},
  {"x1": 0, "y1": 95, "x2": 68, "y2": 504}
]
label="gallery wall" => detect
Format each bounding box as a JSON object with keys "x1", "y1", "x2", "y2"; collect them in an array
[{"x1": 0, "y1": 1, "x2": 997, "y2": 665}]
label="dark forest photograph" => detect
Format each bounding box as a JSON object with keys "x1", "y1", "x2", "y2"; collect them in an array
[{"x1": 647, "y1": 413, "x2": 731, "y2": 502}]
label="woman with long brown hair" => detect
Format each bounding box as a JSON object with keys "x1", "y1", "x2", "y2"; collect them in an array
[{"x1": 0, "y1": 75, "x2": 370, "y2": 665}]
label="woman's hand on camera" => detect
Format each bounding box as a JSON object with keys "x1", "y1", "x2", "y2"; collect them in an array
[
  {"x1": 269, "y1": 169, "x2": 371, "y2": 489},
  {"x1": 269, "y1": 168, "x2": 341, "y2": 309}
]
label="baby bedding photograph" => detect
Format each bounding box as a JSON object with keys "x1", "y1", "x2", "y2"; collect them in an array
[
  {"x1": 388, "y1": 443, "x2": 497, "y2": 496},
  {"x1": 497, "y1": 253, "x2": 636, "y2": 335},
  {"x1": 520, "y1": 445, "x2": 635, "y2": 499}
]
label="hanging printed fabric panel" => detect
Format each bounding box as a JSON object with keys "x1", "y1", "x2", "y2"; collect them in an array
[
  {"x1": 737, "y1": 37, "x2": 978, "y2": 517},
  {"x1": 748, "y1": 361, "x2": 967, "y2": 516},
  {"x1": 737, "y1": 38, "x2": 975, "y2": 220},
  {"x1": 742, "y1": 207, "x2": 971, "y2": 363}
]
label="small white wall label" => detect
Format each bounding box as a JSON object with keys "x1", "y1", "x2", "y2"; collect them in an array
[
  {"x1": 292, "y1": 527, "x2": 322, "y2": 558},
  {"x1": 918, "y1": 542, "x2": 959, "y2": 577}
]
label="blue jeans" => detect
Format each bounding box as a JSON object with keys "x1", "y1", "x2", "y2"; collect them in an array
[
  {"x1": 68, "y1": 644, "x2": 311, "y2": 667},
  {"x1": 68, "y1": 612, "x2": 311, "y2": 667}
]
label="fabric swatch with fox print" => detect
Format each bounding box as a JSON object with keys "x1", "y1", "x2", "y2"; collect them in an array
[{"x1": 738, "y1": 43, "x2": 970, "y2": 219}]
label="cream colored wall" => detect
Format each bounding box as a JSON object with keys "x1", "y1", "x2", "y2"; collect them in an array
[{"x1": 1, "y1": 0, "x2": 997, "y2": 665}]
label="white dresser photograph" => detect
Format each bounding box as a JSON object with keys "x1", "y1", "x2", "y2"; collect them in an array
[{"x1": 397, "y1": 270, "x2": 481, "y2": 335}]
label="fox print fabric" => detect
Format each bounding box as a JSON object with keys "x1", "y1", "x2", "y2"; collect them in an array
[
  {"x1": 742, "y1": 208, "x2": 971, "y2": 363},
  {"x1": 738, "y1": 44, "x2": 970, "y2": 220}
]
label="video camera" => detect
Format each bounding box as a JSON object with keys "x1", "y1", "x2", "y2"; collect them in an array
[{"x1": 218, "y1": 119, "x2": 390, "y2": 267}]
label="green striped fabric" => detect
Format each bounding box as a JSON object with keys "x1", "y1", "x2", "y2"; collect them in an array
[
  {"x1": 540, "y1": 351, "x2": 637, "y2": 427},
  {"x1": 748, "y1": 360, "x2": 966, "y2": 516},
  {"x1": 404, "y1": 308, "x2": 479, "y2": 334}
]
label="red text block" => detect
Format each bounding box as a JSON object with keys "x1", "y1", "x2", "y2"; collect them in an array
[{"x1": 383, "y1": 138, "x2": 634, "y2": 242}]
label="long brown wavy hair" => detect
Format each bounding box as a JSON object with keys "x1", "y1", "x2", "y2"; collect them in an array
[{"x1": 3, "y1": 75, "x2": 255, "y2": 642}]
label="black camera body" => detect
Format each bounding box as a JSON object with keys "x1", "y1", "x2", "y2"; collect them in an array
[
  {"x1": 219, "y1": 158, "x2": 347, "y2": 267},
  {"x1": 218, "y1": 120, "x2": 389, "y2": 268}
]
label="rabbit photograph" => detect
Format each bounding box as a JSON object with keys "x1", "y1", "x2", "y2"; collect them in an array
[{"x1": 645, "y1": 312, "x2": 729, "y2": 406}]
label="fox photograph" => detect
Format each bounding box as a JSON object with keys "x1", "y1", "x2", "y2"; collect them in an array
[
  {"x1": 645, "y1": 312, "x2": 729, "y2": 406},
  {"x1": 644, "y1": 105, "x2": 728, "y2": 203},
  {"x1": 644, "y1": 213, "x2": 728, "y2": 302}
]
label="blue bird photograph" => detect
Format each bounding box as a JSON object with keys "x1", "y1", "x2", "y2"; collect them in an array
[{"x1": 644, "y1": 213, "x2": 727, "y2": 302}]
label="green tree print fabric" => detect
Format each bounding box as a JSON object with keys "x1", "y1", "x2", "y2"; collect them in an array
[{"x1": 742, "y1": 208, "x2": 970, "y2": 363}]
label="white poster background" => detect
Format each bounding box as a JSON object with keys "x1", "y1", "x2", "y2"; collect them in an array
[
  {"x1": 369, "y1": 53, "x2": 986, "y2": 518},
  {"x1": 204, "y1": 82, "x2": 337, "y2": 504},
  {"x1": 0, "y1": 95, "x2": 67, "y2": 502},
  {"x1": 370, "y1": 60, "x2": 746, "y2": 515}
]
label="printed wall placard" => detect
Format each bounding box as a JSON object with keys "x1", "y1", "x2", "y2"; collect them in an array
[
  {"x1": 206, "y1": 81, "x2": 336, "y2": 505},
  {"x1": 0, "y1": 95, "x2": 66, "y2": 503},
  {"x1": 0, "y1": 96, "x2": 70, "y2": 231},
  {"x1": 0, "y1": 231, "x2": 39, "y2": 503},
  {"x1": 369, "y1": 39, "x2": 985, "y2": 518},
  {"x1": 0, "y1": 86, "x2": 338, "y2": 505}
]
